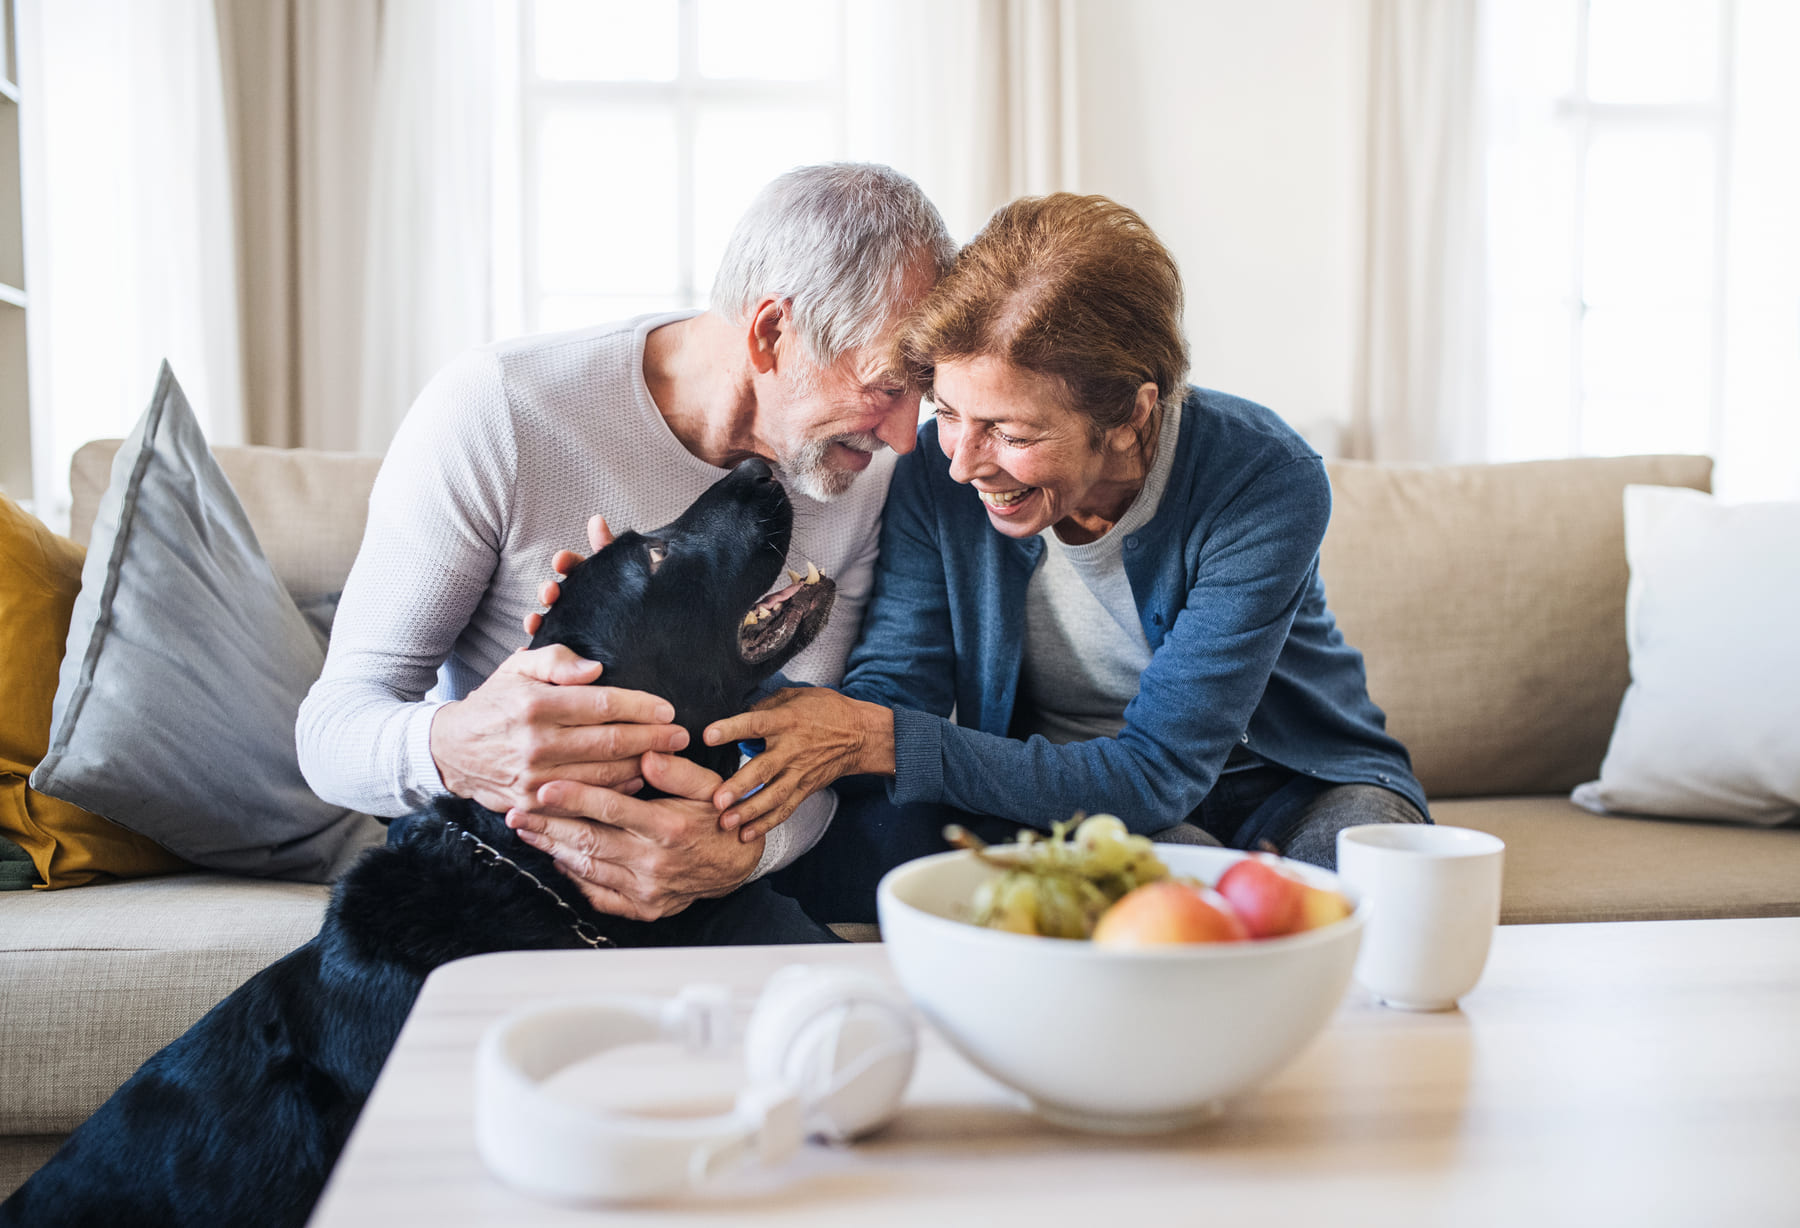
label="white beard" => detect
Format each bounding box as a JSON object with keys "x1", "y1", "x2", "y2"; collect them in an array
[{"x1": 780, "y1": 432, "x2": 885, "y2": 502}]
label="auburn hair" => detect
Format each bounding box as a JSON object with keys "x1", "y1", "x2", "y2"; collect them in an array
[{"x1": 898, "y1": 193, "x2": 1190, "y2": 443}]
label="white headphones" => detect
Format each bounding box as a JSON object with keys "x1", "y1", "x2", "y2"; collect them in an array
[{"x1": 474, "y1": 964, "x2": 918, "y2": 1203}]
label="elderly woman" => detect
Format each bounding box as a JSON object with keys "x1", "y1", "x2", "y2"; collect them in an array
[{"x1": 689, "y1": 193, "x2": 1427, "y2": 919}]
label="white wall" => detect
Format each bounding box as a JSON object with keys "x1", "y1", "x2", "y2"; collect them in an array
[{"x1": 1072, "y1": 0, "x2": 1364, "y2": 449}]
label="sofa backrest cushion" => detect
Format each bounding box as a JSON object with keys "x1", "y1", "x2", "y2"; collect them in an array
[
  {"x1": 71, "y1": 440, "x2": 382, "y2": 603},
  {"x1": 70, "y1": 443, "x2": 1716, "y2": 801},
  {"x1": 1320, "y1": 454, "x2": 1713, "y2": 799}
]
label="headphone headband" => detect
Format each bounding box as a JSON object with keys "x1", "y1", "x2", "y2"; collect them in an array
[{"x1": 474, "y1": 968, "x2": 916, "y2": 1204}]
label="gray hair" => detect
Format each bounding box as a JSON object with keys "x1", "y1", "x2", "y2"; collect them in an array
[{"x1": 710, "y1": 163, "x2": 956, "y2": 369}]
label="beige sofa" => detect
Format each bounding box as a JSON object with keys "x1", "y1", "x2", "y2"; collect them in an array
[{"x1": 5, "y1": 444, "x2": 1798, "y2": 1196}]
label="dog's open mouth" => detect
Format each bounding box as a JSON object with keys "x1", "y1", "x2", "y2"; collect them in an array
[{"x1": 739, "y1": 562, "x2": 837, "y2": 664}]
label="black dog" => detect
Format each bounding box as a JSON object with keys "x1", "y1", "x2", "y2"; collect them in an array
[{"x1": 0, "y1": 458, "x2": 835, "y2": 1228}]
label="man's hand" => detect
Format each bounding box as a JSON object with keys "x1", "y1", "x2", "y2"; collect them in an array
[
  {"x1": 428, "y1": 643, "x2": 687, "y2": 814},
  {"x1": 506, "y1": 751, "x2": 763, "y2": 920},
  {"x1": 703, "y1": 688, "x2": 895, "y2": 841},
  {"x1": 522, "y1": 515, "x2": 612, "y2": 642}
]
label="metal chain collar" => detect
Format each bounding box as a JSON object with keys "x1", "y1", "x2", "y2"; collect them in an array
[{"x1": 452, "y1": 825, "x2": 614, "y2": 949}]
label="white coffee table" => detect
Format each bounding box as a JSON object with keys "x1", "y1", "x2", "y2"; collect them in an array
[{"x1": 310, "y1": 918, "x2": 1800, "y2": 1227}]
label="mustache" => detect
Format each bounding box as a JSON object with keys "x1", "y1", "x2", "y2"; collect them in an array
[{"x1": 830, "y1": 432, "x2": 888, "y2": 454}]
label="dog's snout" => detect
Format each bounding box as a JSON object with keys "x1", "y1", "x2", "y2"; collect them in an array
[{"x1": 735, "y1": 458, "x2": 775, "y2": 485}]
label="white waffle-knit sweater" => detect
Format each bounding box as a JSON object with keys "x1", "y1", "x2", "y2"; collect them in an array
[{"x1": 296, "y1": 312, "x2": 894, "y2": 877}]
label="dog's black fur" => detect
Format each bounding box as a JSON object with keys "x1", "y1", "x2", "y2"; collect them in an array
[{"x1": 0, "y1": 458, "x2": 835, "y2": 1228}]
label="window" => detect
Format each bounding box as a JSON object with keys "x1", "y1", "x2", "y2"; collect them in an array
[
  {"x1": 1484, "y1": 0, "x2": 1800, "y2": 497},
  {"x1": 508, "y1": 0, "x2": 846, "y2": 335}
]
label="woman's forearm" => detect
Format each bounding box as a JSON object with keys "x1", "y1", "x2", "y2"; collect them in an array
[{"x1": 850, "y1": 697, "x2": 897, "y2": 776}]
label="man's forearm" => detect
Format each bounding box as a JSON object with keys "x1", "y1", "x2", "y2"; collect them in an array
[
  {"x1": 297, "y1": 681, "x2": 450, "y2": 817},
  {"x1": 745, "y1": 787, "x2": 837, "y2": 880}
]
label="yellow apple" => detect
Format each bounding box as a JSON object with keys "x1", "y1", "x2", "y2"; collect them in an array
[
  {"x1": 1296, "y1": 882, "x2": 1353, "y2": 931},
  {"x1": 1092, "y1": 881, "x2": 1250, "y2": 946}
]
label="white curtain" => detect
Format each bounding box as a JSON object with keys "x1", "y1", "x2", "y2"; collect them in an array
[
  {"x1": 1350, "y1": 0, "x2": 1487, "y2": 462},
  {"x1": 18, "y1": 0, "x2": 1085, "y2": 482},
  {"x1": 357, "y1": 0, "x2": 508, "y2": 454},
  {"x1": 20, "y1": 0, "x2": 245, "y2": 529},
  {"x1": 216, "y1": 0, "x2": 502, "y2": 456},
  {"x1": 844, "y1": 0, "x2": 1079, "y2": 242},
  {"x1": 214, "y1": 0, "x2": 380, "y2": 453}
]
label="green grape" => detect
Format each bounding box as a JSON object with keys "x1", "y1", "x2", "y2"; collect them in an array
[
  {"x1": 1072, "y1": 813, "x2": 1134, "y2": 876},
  {"x1": 1033, "y1": 875, "x2": 1084, "y2": 939},
  {"x1": 961, "y1": 812, "x2": 1173, "y2": 939},
  {"x1": 973, "y1": 870, "x2": 1044, "y2": 934}
]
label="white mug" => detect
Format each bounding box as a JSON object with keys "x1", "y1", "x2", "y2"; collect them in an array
[{"x1": 1335, "y1": 825, "x2": 1505, "y2": 1011}]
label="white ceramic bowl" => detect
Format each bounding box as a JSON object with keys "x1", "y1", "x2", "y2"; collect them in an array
[{"x1": 876, "y1": 845, "x2": 1365, "y2": 1133}]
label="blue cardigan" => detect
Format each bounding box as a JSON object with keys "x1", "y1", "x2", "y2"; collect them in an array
[{"x1": 833, "y1": 386, "x2": 1427, "y2": 834}]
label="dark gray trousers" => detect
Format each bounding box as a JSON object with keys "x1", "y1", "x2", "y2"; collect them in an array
[
  {"x1": 1168, "y1": 764, "x2": 1429, "y2": 869},
  {"x1": 771, "y1": 766, "x2": 1428, "y2": 925}
]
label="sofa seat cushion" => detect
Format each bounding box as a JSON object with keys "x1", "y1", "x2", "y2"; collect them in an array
[
  {"x1": 0, "y1": 1137, "x2": 65, "y2": 1201},
  {"x1": 0, "y1": 873, "x2": 328, "y2": 1135},
  {"x1": 1434, "y1": 797, "x2": 1800, "y2": 925}
]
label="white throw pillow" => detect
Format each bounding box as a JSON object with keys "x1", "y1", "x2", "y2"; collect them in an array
[{"x1": 1572, "y1": 485, "x2": 1800, "y2": 825}]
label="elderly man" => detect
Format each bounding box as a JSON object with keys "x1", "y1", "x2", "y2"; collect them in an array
[{"x1": 298, "y1": 164, "x2": 953, "y2": 942}]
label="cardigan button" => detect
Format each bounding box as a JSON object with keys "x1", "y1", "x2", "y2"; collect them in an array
[
  {"x1": 1239, "y1": 733, "x2": 1250, "y2": 744},
  {"x1": 1125, "y1": 536, "x2": 1139, "y2": 549}
]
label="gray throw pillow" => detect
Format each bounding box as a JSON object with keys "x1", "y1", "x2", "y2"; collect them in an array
[
  {"x1": 295, "y1": 590, "x2": 344, "y2": 647},
  {"x1": 30, "y1": 363, "x2": 383, "y2": 881}
]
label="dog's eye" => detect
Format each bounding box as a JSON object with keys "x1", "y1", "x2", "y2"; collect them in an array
[{"x1": 646, "y1": 544, "x2": 667, "y2": 574}]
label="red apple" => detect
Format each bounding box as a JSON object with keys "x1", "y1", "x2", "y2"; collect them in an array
[
  {"x1": 1215, "y1": 854, "x2": 1309, "y2": 938},
  {"x1": 1092, "y1": 881, "x2": 1250, "y2": 947}
]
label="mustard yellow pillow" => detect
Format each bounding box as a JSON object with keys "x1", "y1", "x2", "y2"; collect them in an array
[{"x1": 0, "y1": 493, "x2": 190, "y2": 887}]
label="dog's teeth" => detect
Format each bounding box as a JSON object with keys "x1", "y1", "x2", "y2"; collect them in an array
[
  {"x1": 743, "y1": 612, "x2": 758, "y2": 628},
  {"x1": 805, "y1": 561, "x2": 821, "y2": 584},
  {"x1": 756, "y1": 607, "x2": 774, "y2": 623},
  {"x1": 787, "y1": 569, "x2": 803, "y2": 584}
]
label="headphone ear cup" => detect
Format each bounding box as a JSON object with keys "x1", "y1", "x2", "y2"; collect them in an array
[{"x1": 743, "y1": 965, "x2": 917, "y2": 1142}]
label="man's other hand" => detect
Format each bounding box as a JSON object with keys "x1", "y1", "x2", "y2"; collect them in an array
[
  {"x1": 522, "y1": 515, "x2": 611, "y2": 642},
  {"x1": 428, "y1": 644, "x2": 687, "y2": 814},
  {"x1": 505, "y1": 752, "x2": 763, "y2": 920}
]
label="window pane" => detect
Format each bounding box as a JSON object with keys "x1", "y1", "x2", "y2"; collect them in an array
[
  {"x1": 1581, "y1": 308, "x2": 1712, "y2": 456},
  {"x1": 692, "y1": 105, "x2": 838, "y2": 295},
  {"x1": 536, "y1": 108, "x2": 680, "y2": 295},
  {"x1": 1489, "y1": 305, "x2": 1576, "y2": 460},
  {"x1": 534, "y1": 0, "x2": 677, "y2": 82},
  {"x1": 1486, "y1": 112, "x2": 1578, "y2": 304},
  {"x1": 1719, "y1": 0, "x2": 1800, "y2": 498},
  {"x1": 1586, "y1": 0, "x2": 1719, "y2": 104},
  {"x1": 1583, "y1": 127, "x2": 1713, "y2": 309},
  {"x1": 537, "y1": 294, "x2": 689, "y2": 334},
  {"x1": 696, "y1": 0, "x2": 836, "y2": 81},
  {"x1": 1729, "y1": 0, "x2": 1800, "y2": 308},
  {"x1": 1719, "y1": 310, "x2": 1800, "y2": 499}
]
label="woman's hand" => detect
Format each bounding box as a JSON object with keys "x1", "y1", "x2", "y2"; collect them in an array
[
  {"x1": 703, "y1": 689, "x2": 896, "y2": 840},
  {"x1": 506, "y1": 751, "x2": 763, "y2": 920}
]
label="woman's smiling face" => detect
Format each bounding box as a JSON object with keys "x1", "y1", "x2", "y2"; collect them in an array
[{"x1": 932, "y1": 356, "x2": 1143, "y2": 540}]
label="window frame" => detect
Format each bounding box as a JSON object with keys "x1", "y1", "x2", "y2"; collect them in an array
[
  {"x1": 513, "y1": 0, "x2": 849, "y2": 334},
  {"x1": 1551, "y1": 0, "x2": 1737, "y2": 459}
]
